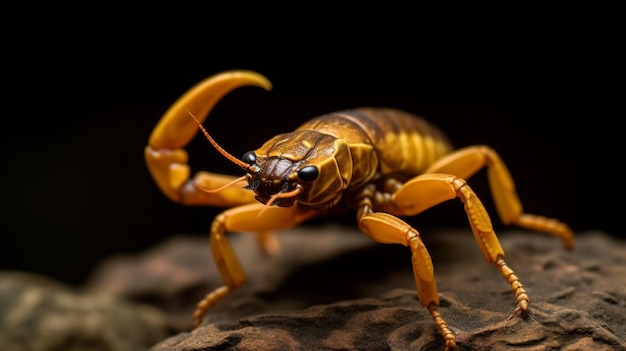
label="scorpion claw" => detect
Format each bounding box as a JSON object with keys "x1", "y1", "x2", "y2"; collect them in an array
[{"x1": 145, "y1": 71, "x2": 271, "y2": 206}]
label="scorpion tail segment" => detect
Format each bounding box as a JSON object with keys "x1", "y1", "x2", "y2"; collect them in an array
[{"x1": 148, "y1": 70, "x2": 272, "y2": 150}]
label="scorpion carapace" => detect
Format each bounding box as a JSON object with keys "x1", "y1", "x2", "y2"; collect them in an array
[
  {"x1": 242, "y1": 129, "x2": 353, "y2": 209},
  {"x1": 145, "y1": 70, "x2": 574, "y2": 350}
]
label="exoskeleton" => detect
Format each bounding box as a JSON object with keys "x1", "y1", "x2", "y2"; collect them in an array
[{"x1": 145, "y1": 70, "x2": 574, "y2": 350}]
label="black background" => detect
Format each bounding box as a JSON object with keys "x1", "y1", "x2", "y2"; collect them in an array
[{"x1": 1, "y1": 15, "x2": 622, "y2": 286}]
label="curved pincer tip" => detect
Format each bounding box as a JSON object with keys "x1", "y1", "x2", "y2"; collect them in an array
[{"x1": 148, "y1": 70, "x2": 272, "y2": 150}]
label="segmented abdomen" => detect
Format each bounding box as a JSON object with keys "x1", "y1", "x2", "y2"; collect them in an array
[{"x1": 296, "y1": 107, "x2": 453, "y2": 177}]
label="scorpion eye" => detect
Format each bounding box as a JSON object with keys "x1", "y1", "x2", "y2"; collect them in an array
[
  {"x1": 297, "y1": 165, "x2": 319, "y2": 182},
  {"x1": 242, "y1": 151, "x2": 257, "y2": 165}
]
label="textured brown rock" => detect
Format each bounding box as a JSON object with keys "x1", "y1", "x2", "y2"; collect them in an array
[
  {"x1": 86, "y1": 226, "x2": 377, "y2": 332},
  {"x1": 0, "y1": 271, "x2": 168, "y2": 351},
  {"x1": 89, "y1": 226, "x2": 626, "y2": 350},
  {"x1": 85, "y1": 235, "x2": 217, "y2": 332}
]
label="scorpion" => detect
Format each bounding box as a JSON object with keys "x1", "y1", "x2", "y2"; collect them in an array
[{"x1": 144, "y1": 70, "x2": 574, "y2": 350}]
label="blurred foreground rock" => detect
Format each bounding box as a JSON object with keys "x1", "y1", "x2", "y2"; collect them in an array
[
  {"x1": 0, "y1": 271, "x2": 168, "y2": 351},
  {"x1": 86, "y1": 225, "x2": 625, "y2": 351}
]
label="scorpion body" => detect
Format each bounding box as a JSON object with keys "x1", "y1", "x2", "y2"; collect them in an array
[
  {"x1": 249, "y1": 108, "x2": 453, "y2": 211},
  {"x1": 298, "y1": 108, "x2": 453, "y2": 182},
  {"x1": 145, "y1": 70, "x2": 574, "y2": 350}
]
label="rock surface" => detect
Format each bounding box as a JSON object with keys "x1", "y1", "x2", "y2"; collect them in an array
[
  {"x1": 0, "y1": 271, "x2": 168, "y2": 351},
  {"x1": 86, "y1": 225, "x2": 625, "y2": 351}
]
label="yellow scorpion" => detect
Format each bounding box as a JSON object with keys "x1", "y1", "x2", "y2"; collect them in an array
[{"x1": 144, "y1": 70, "x2": 574, "y2": 350}]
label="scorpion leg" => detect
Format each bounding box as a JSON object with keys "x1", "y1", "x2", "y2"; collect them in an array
[
  {"x1": 394, "y1": 174, "x2": 530, "y2": 318},
  {"x1": 424, "y1": 146, "x2": 574, "y2": 250},
  {"x1": 359, "y1": 174, "x2": 531, "y2": 349},
  {"x1": 194, "y1": 203, "x2": 317, "y2": 327},
  {"x1": 356, "y1": 184, "x2": 456, "y2": 350}
]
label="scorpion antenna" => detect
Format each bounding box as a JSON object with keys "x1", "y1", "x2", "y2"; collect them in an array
[{"x1": 186, "y1": 109, "x2": 250, "y2": 170}]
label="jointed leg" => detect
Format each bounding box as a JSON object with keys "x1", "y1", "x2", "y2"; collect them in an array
[
  {"x1": 357, "y1": 184, "x2": 456, "y2": 349},
  {"x1": 424, "y1": 145, "x2": 573, "y2": 250},
  {"x1": 194, "y1": 204, "x2": 317, "y2": 326},
  {"x1": 359, "y1": 174, "x2": 532, "y2": 349},
  {"x1": 394, "y1": 174, "x2": 529, "y2": 315}
]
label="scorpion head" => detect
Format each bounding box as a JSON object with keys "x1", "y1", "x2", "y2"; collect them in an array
[
  {"x1": 242, "y1": 130, "x2": 353, "y2": 209},
  {"x1": 189, "y1": 112, "x2": 353, "y2": 210}
]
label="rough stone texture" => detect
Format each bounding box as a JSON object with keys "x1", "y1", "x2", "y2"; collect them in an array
[
  {"x1": 0, "y1": 271, "x2": 168, "y2": 351},
  {"x1": 85, "y1": 235, "x2": 217, "y2": 333},
  {"x1": 86, "y1": 225, "x2": 626, "y2": 351}
]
